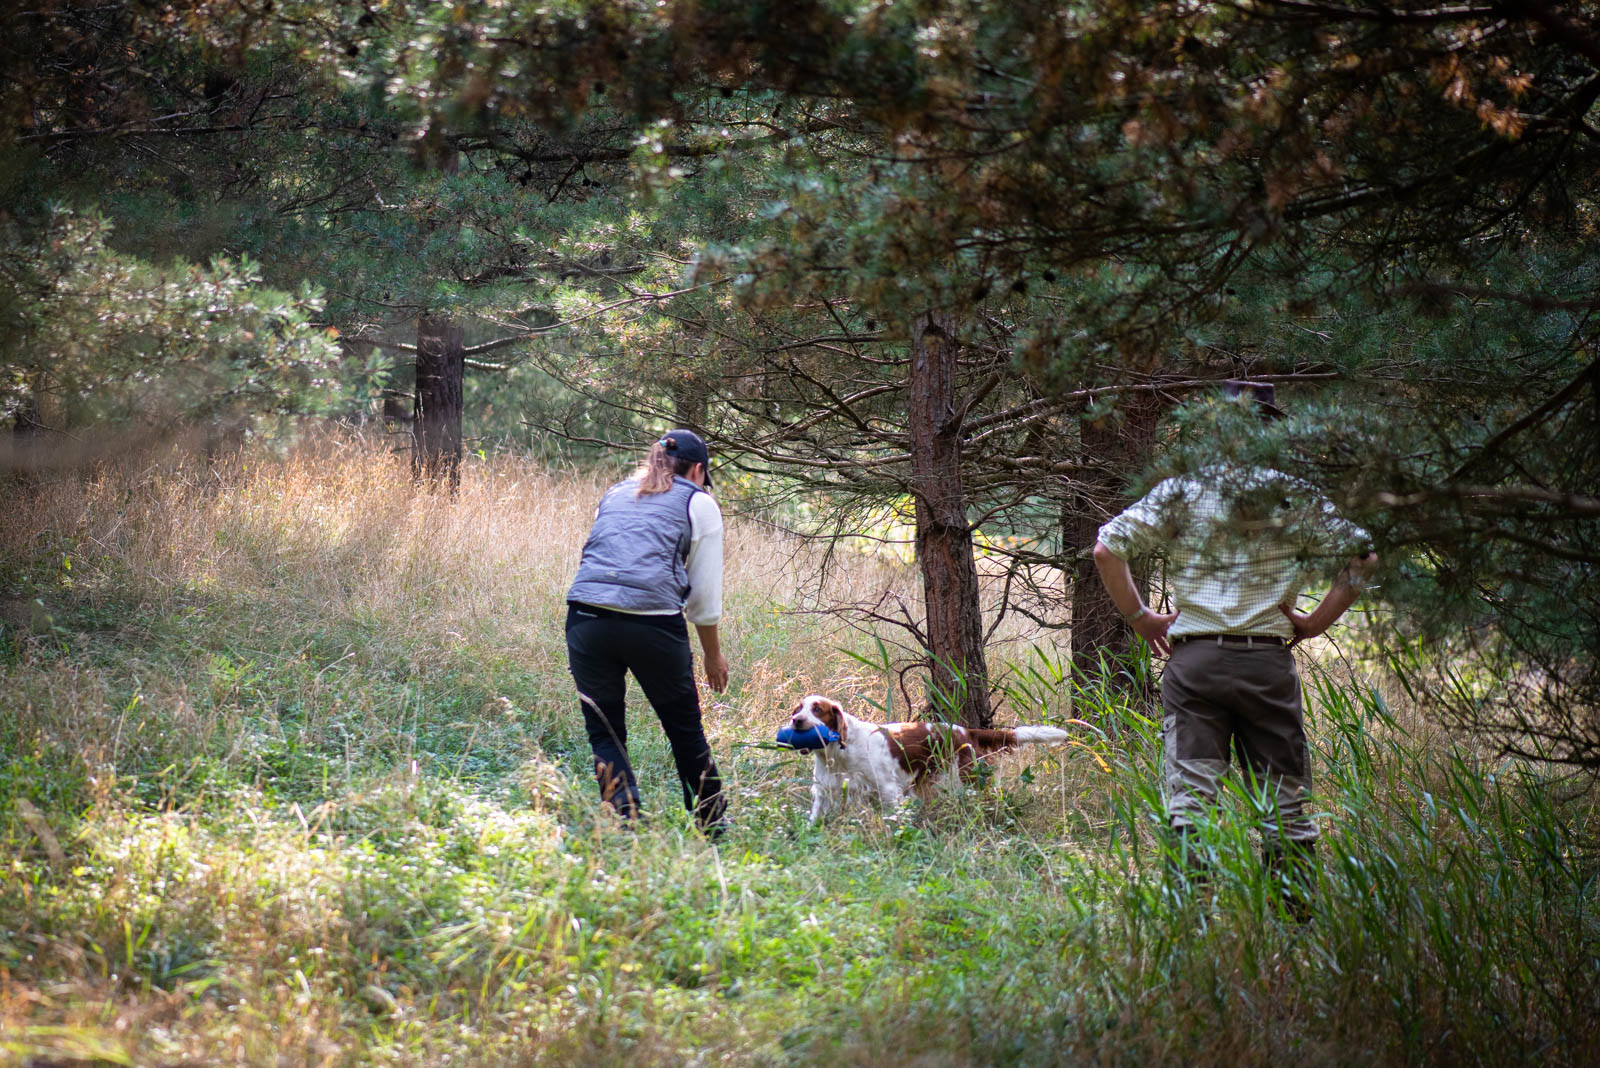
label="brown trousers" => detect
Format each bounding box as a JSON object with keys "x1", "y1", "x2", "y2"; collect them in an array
[{"x1": 1160, "y1": 638, "x2": 1317, "y2": 844}]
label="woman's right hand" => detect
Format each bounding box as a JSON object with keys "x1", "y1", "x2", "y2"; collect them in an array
[
  {"x1": 694, "y1": 623, "x2": 729, "y2": 692},
  {"x1": 705, "y1": 650, "x2": 730, "y2": 693}
]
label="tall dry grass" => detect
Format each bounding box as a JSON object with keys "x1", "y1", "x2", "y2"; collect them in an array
[
  {"x1": 1, "y1": 433, "x2": 1075, "y2": 762},
  {"x1": 3, "y1": 434, "x2": 1019, "y2": 804}
]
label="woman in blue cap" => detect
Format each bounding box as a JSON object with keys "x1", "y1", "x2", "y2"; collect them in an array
[{"x1": 565, "y1": 429, "x2": 729, "y2": 835}]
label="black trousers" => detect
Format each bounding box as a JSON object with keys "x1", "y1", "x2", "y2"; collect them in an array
[{"x1": 565, "y1": 603, "x2": 725, "y2": 828}]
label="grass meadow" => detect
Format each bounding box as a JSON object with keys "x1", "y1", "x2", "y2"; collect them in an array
[{"x1": 1, "y1": 437, "x2": 1595, "y2": 1066}]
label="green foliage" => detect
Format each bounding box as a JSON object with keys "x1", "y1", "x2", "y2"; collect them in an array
[
  {"x1": 0, "y1": 209, "x2": 343, "y2": 433},
  {"x1": 1137, "y1": 239, "x2": 1600, "y2": 768}
]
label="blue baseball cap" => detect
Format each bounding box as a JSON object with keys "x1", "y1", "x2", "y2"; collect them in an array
[{"x1": 659, "y1": 429, "x2": 712, "y2": 487}]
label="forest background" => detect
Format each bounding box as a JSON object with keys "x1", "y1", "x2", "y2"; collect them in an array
[{"x1": 2, "y1": 1, "x2": 1598, "y2": 1064}]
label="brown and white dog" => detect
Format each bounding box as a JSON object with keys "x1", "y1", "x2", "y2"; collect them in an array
[{"x1": 785, "y1": 694, "x2": 1074, "y2": 821}]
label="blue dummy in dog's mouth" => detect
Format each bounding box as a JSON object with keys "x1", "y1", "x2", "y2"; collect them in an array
[{"x1": 774, "y1": 723, "x2": 841, "y2": 750}]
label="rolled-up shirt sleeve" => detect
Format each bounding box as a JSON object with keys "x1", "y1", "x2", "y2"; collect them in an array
[
  {"x1": 1097, "y1": 478, "x2": 1181, "y2": 560},
  {"x1": 683, "y1": 492, "x2": 724, "y2": 626}
]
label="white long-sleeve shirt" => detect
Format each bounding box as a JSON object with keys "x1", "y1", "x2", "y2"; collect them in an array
[{"x1": 680, "y1": 491, "x2": 724, "y2": 626}]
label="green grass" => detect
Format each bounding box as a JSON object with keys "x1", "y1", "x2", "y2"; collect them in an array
[{"x1": 1, "y1": 444, "x2": 1596, "y2": 1065}]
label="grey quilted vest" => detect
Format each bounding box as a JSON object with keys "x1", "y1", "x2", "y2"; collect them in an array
[{"x1": 567, "y1": 476, "x2": 702, "y2": 612}]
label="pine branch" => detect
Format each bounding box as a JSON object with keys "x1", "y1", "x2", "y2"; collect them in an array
[{"x1": 1377, "y1": 483, "x2": 1600, "y2": 517}]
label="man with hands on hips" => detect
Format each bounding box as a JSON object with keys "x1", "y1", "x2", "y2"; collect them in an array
[{"x1": 1092, "y1": 380, "x2": 1378, "y2": 917}]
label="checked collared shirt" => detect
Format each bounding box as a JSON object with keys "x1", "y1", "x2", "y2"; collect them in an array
[{"x1": 1097, "y1": 466, "x2": 1371, "y2": 640}]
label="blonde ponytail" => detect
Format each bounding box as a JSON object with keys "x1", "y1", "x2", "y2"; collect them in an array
[{"x1": 634, "y1": 441, "x2": 693, "y2": 496}]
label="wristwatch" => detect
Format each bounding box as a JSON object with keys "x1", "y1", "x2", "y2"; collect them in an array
[{"x1": 1121, "y1": 604, "x2": 1148, "y2": 623}]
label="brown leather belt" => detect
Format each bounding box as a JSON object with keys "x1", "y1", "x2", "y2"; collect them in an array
[{"x1": 1174, "y1": 633, "x2": 1287, "y2": 647}]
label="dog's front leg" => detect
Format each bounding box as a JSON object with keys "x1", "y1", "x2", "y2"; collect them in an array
[
  {"x1": 878, "y1": 780, "x2": 908, "y2": 812},
  {"x1": 810, "y1": 756, "x2": 843, "y2": 822}
]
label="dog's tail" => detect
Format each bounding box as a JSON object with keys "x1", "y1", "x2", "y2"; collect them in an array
[
  {"x1": 966, "y1": 724, "x2": 1074, "y2": 754},
  {"x1": 1013, "y1": 725, "x2": 1074, "y2": 745}
]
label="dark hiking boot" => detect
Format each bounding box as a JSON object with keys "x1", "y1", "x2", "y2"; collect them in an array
[
  {"x1": 1165, "y1": 825, "x2": 1214, "y2": 900},
  {"x1": 1263, "y1": 839, "x2": 1317, "y2": 923},
  {"x1": 694, "y1": 788, "x2": 728, "y2": 840}
]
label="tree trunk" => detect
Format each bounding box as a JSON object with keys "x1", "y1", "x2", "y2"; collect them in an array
[
  {"x1": 12, "y1": 382, "x2": 42, "y2": 439},
  {"x1": 1066, "y1": 395, "x2": 1163, "y2": 680},
  {"x1": 908, "y1": 311, "x2": 992, "y2": 728},
  {"x1": 412, "y1": 316, "x2": 465, "y2": 489},
  {"x1": 7, "y1": 374, "x2": 45, "y2": 479}
]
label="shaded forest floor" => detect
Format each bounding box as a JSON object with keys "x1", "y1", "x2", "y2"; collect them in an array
[{"x1": 1, "y1": 438, "x2": 1596, "y2": 1066}]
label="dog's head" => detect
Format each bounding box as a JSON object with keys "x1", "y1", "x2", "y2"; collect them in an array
[{"x1": 789, "y1": 694, "x2": 849, "y2": 748}]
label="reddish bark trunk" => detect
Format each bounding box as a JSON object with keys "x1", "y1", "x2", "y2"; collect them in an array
[
  {"x1": 1067, "y1": 395, "x2": 1163, "y2": 680},
  {"x1": 412, "y1": 317, "x2": 465, "y2": 489},
  {"x1": 908, "y1": 311, "x2": 992, "y2": 728}
]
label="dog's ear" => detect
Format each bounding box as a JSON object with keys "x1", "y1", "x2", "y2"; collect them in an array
[{"x1": 825, "y1": 698, "x2": 849, "y2": 747}]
